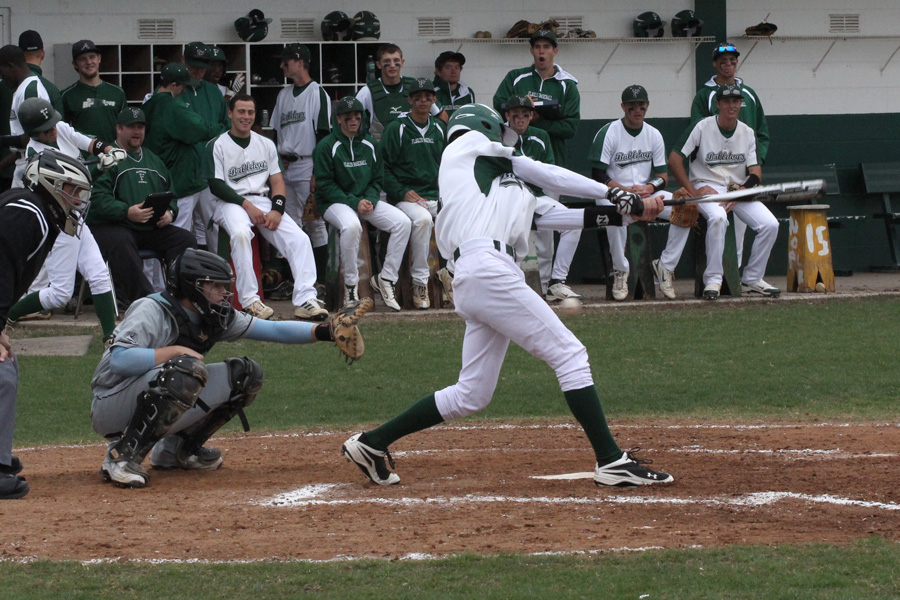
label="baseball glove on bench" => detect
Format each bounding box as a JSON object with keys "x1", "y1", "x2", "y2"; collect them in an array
[{"x1": 330, "y1": 298, "x2": 374, "y2": 363}]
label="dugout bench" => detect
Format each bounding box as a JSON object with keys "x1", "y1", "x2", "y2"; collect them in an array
[{"x1": 861, "y1": 162, "x2": 900, "y2": 271}]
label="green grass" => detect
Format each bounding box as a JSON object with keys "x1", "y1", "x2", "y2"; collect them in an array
[
  {"x1": 12, "y1": 296, "x2": 900, "y2": 446},
  {"x1": 1, "y1": 538, "x2": 899, "y2": 599}
]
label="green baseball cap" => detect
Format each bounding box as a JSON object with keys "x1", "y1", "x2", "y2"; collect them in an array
[
  {"x1": 184, "y1": 41, "x2": 211, "y2": 68},
  {"x1": 160, "y1": 62, "x2": 198, "y2": 87},
  {"x1": 504, "y1": 95, "x2": 534, "y2": 111},
  {"x1": 280, "y1": 43, "x2": 311, "y2": 62},
  {"x1": 621, "y1": 84, "x2": 649, "y2": 103},
  {"x1": 716, "y1": 83, "x2": 742, "y2": 100},
  {"x1": 117, "y1": 106, "x2": 146, "y2": 125},
  {"x1": 530, "y1": 29, "x2": 558, "y2": 47},
  {"x1": 335, "y1": 95, "x2": 364, "y2": 115},
  {"x1": 407, "y1": 77, "x2": 434, "y2": 96}
]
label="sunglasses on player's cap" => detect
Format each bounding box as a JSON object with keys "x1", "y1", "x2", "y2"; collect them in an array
[{"x1": 712, "y1": 44, "x2": 740, "y2": 59}]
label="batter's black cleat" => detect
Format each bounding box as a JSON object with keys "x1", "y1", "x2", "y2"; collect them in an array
[
  {"x1": 342, "y1": 433, "x2": 400, "y2": 485},
  {"x1": 0, "y1": 473, "x2": 29, "y2": 499},
  {"x1": 594, "y1": 449, "x2": 674, "y2": 487},
  {"x1": 0, "y1": 454, "x2": 23, "y2": 475}
]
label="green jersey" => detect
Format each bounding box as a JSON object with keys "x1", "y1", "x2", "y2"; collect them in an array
[
  {"x1": 432, "y1": 76, "x2": 474, "y2": 117},
  {"x1": 88, "y1": 142, "x2": 176, "y2": 231},
  {"x1": 691, "y1": 76, "x2": 769, "y2": 163},
  {"x1": 27, "y1": 64, "x2": 63, "y2": 113},
  {"x1": 356, "y1": 77, "x2": 441, "y2": 140},
  {"x1": 379, "y1": 113, "x2": 446, "y2": 204},
  {"x1": 60, "y1": 80, "x2": 126, "y2": 141},
  {"x1": 514, "y1": 125, "x2": 555, "y2": 197},
  {"x1": 492, "y1": 64, "x2": 580, "y2": 165},
  {"x1": 143, "y1": 90, "x2": 222, "y2": 198},
  {"x1": 313, "y1": 128, "x2": 382, "y2": 214}
]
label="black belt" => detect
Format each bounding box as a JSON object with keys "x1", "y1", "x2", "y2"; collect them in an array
[
  {"x1": 279, "y1": 153, "x2": 306, "y2": 162},
  {"x1": 453, "y1": 240, "x2": 516, "y2": 261}
]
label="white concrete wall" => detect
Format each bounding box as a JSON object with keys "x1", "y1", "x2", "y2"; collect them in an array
[{"x1": 5, "y1": 0, "x2": 900, "y2": 118}]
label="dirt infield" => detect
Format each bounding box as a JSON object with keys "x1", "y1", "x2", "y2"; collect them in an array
[{"x1": 2, "y1": 420, "x2": 898, "y2": 562}]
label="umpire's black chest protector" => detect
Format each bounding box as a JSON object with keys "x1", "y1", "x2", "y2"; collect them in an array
[{"x1": 150, "y1": 292, "x2": 232, "y2": 355}]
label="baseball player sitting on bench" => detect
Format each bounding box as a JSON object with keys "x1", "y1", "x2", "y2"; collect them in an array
[
  {"x1": 379, "y1": 77, "x2": 446, "y2": 309},
  {"x1": 342, "y1": 104, "x2": 674, "y2": 488},
  {"x1": 313, "y1": 96, "x2": 412, "y2": 311},
  {"x1": 91, "y1": 248, "x2": 369, "y2": 489},
  {"x1": 666, "y1": 84, "x2": 779, "y2": 300},
  {"x1": 205, "y1": 93, "x2": 327, "y2": 321}
]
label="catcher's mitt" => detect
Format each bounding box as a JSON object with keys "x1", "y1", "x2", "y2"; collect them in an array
[
  {"x1": 669, "y1": 187, "x2": 700, "y2": 228},
  {"x1": 329, "y1": 297, "x2": 374, "y2": 363},
  {"x1": 261, "y1": 268, "x2": 284, "y2": 290},
  {"x1": 745, "y1": 21, "x2": 777, "y2": 36},
  {"x1": 302, "y1": 192, "x2": 321, "y2": 222}
]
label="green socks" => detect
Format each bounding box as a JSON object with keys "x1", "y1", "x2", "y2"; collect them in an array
[
  {"x1": 6, "y1": 291, "x2": 44, "y2": 323},
  {"x1": 564, "y1": 386, "x2": 622, "y2": 465},
  {"x1": 92, "y1": 291, "x2": 118, "y2": 338},
  {"x1": 364, "y1": 393, "x2": 444, "y2": 451}
]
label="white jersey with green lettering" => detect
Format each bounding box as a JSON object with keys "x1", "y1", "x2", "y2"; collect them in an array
[
  {"x1": 590, "y1": 119, "x2": 666, "y2": 187},
  {"x1": 210, "y1": 131, "x2": 281, "y2": 197},
  {"x1": 676, "y1": 116, "x2": 757, "y2": 189}
]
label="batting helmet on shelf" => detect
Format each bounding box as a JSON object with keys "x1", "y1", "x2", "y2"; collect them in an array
[
  {"x1": 633, "y1": 11, "x2": 666, "y2": 38},
  {"x1": 234, "y1": 9, "x2": 272, "y2": 42},
  {"x1": 321, "y1": 11, "x2": 353, "y2": 41},
  {"x1": 350, "y1": 11, "x2": 381, "y2": 41},
  {"x1": 671, "y1": 10, "x2": 703, "y2": 38}
]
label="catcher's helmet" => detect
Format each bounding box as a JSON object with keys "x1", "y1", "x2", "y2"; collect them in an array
[
  {"x1": 446, "y1": 103, "x2": 518, "y2": 147},
  {"x1": 19, "y1": 97, "x2": 61, "y2": 136},
  {"x1": 671, "y1": 10, "x2": 703, "y2": 37},
  {"x1": 234, "y1": 9, "x2": 272, "y2": 42},
  {"x1": 23, "y1": 149, "x2": 92, "y2": 238},
  {"x1": 321, "y1": 11, "x2": 353, "y2": 41},
  {"x1": 350, "y1": 11, "x2": 381, "y2": 41},
  {"x1": 633, "y1": 11, "x2": 666, "y2": 38},
  {"x1": 167, "y1": 248, "x2": 235, "y2": 328}
]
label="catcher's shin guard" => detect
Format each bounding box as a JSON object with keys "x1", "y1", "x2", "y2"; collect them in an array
[
  {"x1": 109, "y1": 355, "x2": 208, "y2": 464},
  {"x1": 179, "y1": 357, "x2": 264, "y2": 457}
]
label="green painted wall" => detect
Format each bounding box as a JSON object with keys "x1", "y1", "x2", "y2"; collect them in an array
[{"x1": 563, "y1": 113, "x2": 900, "y2": 282}]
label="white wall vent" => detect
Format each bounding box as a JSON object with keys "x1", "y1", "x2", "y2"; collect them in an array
[
  {"x1": 828, "y1": 14, "x2": 860, "y2": 34},
  {"x1": 137, "y1": 19, "x2": 175, "y2": 40},
  {"x1": 418, "y1": 17, "x2": 451, "y2": 38},
  {"x1": 282, "y1": 18, "x2": 316, "y2": 40},
  {"x1": 550, "y1": 16, "x2": 584, "y2": 38}
]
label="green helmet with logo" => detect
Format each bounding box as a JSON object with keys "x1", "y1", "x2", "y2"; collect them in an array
[
  {"x1": 234, "y1": 9, "x2": 272, "y2": 42},
  {"x1": 19, "y1": 97, "x2": 61, "y2": 135},
  {"x1": 321, "y1": 11, "x2": 353, "y2": 41},
  {"x1": 671, "y1": 10, "x2": 703, "y2": 38},
  {"x1": 633, "y1": 11, "x2": 666, "y2": 38},
  {"x1": 350, "y1": 11, "x2": 381, "y2": 41},
  {"x1": 446, "y1": 103, "x2": 518, "y2": 147}
]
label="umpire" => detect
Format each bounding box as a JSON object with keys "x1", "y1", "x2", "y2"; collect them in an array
[{"x1": 0, "y1": 149, "x2": 94, "y2": 499}]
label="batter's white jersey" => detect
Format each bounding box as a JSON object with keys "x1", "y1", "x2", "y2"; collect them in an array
[
  {"x1": 15, "y1": 122, "x2": 93, "y2": 186},
  {"x1": 591, "y1": 119, "x2": 666, "y2": 187},
  {"x1": 677, "y1": 116, "x2": 757, "y2": 189},
  {"x1": 270, "y1": 81, "x2": 330, "y2": 181},
  {"x1": 210, "y1": 131, "x2": 281, "y2": 197}
]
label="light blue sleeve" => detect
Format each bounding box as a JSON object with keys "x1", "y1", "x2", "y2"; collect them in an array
[
  {"x1": 108, "y1": 346, "x2": 157, "y2": 376},
  {"x1": 245, "y1": 318, "x2": 317, "y2": 344}
]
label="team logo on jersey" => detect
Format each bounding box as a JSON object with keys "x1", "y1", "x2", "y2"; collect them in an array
[
  {"x1": 229, "y1": 160, "x2": 268, "y2": 182},
  {"x1": 705, "y1": 150, "x2": 746, "y2": 166},
  {"x1": 498, "y1": 172, "x2": 525, "y2": 189},
  {"x1": 613, "y1": 149, "x2": 653, "y2": 167},
  {"x1": 343, "y1": 159, "x2": 368, "y2": 168},
  {"x1": 528, "y1": 91, "x2": 554, "y2": 102},
  {"x1": 280, "y1": 110, "x2": 306, "y2": 126}
]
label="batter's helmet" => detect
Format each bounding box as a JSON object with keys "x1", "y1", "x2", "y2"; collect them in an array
[
  {"x1": 633, "y1": 11, "x2": 666, "y2": 38},
  {"x1": 23, "y1": 149, "x2": 92, "y2": 238},
  {"x1": 168, "y1": 248, "x2": 235, "y2": 328},
  {"x1": 446, "y1": 103, "x2": 518, "y2": 147},
  {"x1": 350, "y1": 11, "x2": 381, "y2": 41},
  {"x1": 321, "y1": 11, "x2": 353, "y2": 41},
  {"x1": 671, "y1": 10, "x2": 703, "y2": 37},
  {"x1": 234, "y1": 9, "x2": 272, "y2": 42},
  {"x1": 18, "y1": 97, "x2": 61, "y2": 135}
]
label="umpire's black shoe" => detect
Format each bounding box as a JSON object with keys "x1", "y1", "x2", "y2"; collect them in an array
[
  {"x1": 0, "y1": 454, "x2": 22, "y2": 475},
  {"x1": 342, "y1": 433, "x2": 400, "y2": 485},
  {"x1": 0, "y1": 473, "x2": 29, "y2": 499},
  {"x1": 594, "y1": 449, "x2": 674, "y2": 487}
]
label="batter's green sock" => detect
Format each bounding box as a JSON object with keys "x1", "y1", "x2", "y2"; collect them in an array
[
  {"x1": 6, "y1": 291, "x2": 44, "y2": 323},
  {"x1": 92, "y1": 292, "x2": 118, "y2": 338},
  {"x1": 564, "y1": 386, "x2": 622, "y2": 465},
  {"x1": 364, "y1": 393, "x2": 444, "y2": 451}
]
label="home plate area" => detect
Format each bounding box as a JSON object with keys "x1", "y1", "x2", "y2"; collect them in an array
[{"x1": 4, "y1": 421, "x2": 900, "y2": 562}]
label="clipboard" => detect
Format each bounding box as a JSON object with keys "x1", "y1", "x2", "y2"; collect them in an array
[{"x1": 140, "y1": 191, "x2": 174, "y2": 225}]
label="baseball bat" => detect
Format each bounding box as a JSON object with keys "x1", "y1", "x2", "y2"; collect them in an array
[{"x1": 663, "y1": 179, "x2": 826, "y2": 206}]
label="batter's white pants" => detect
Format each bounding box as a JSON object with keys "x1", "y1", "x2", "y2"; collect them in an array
[
  {"x1": 284, "y1": 178, "x2": 328, "y2": 248},
  {"x1": 322, "y1": 201, "x2": 411, "y2": 286},
  {"x1": 533, "y1": 196, "x2": 582, "y2": 285},
  {"x1": 27, "y1": 223, "x2": 112, "y2": 309},
  {"x1": 395, "y1": 200, "x2": 438, "y2": 287},
  {"x1": 434, "y1": 239, "x2": 595, "y2": 421},
  {"x1": 213, "y1": 195, "x2": 318, "y2": 307}
]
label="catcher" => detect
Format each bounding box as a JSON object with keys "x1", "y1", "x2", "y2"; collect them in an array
[{"x1": 90, "y1": 248, "x2": 372, "y2": 489}]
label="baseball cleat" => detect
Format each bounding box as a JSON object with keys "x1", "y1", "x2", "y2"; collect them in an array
[
  {"x1": 593, "y1": 450, "x2": 674, "y2": 487},
  {"x1": 651, "y1": 259, "x2": 677, "y2": 300},
  {"x1": 149, "y1": 439, "x2": 223, "y2": 471},
  {"x1": 702, "y1": 282, "x2": 721, "y2": 300},
  {"x1": 371, "y1": 274, "x2": 401, "y2": 312},
  {"x1": 342, "y1": 433, "x2": 400, "y2": 485},
  {"x1": 435, "y1": 268, "x2": 454, "y2": 305},
  {"x1": 0, "y1": 454, "x2": 23, "y2": 476},
  {"x1": 612, "y1": 270, "x2": 629, "y2": 301},
  {"x1": 741, "y1": 279, "x2": 781, "y2": 297},
  {"x1": 101, "y1": 456, "x2": 150, "y2": 488},
  {"x1": 412, "y1": 284, "x2": 430, "y2": 309},
  {"x1": 546, "y1": 279, "x2": 582, "y2": 302},
  {"x1": 294, "y1": 298, "x2": 329, "y2": 321},
  {"x1": 344, "y1": 283, "x2": 360, "y2": 306},
  {"x1": 0, "y1": 473, "x2": 29, "y2": 499},
  {"x1": 243, "y1": 300, "x2": 276, "y2": 320}
]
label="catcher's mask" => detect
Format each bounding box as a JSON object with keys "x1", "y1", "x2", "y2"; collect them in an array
[{"x1": 168, "y1": 248, "x2": 235, "y2": 328}]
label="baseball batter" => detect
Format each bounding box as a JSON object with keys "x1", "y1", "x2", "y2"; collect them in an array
[
  {"x1": 342, "y1": 104, "x2": 673, "y2": 488},
  {"x1": 666, "y1": 84, "x2": 779, "y2": 299},
  {"x1": 204, "y1": 94, "x2": 326, "y2": 321},
  {"x1": 270, "y1": 44, "x2": 331, "y2": 280}
]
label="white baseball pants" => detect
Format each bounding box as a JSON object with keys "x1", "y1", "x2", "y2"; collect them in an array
[
  {"x1": 395, "y1": 200, "x2": 438, "y2": 287},
  {"x1": 27, "y1": 223, "x2": 112, "y2": 309}
]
